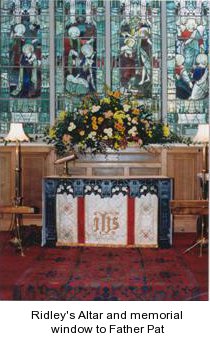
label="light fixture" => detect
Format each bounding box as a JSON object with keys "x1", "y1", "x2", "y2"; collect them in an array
[
  {"x1": 3, "y1": 123, "x2": 30, "y2": 256},
  {"x1": 5, "y1": 123, "x2": 29, "y2": 206}
]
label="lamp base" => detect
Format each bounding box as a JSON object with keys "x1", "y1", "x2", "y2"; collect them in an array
[
  {"x1": 183, "y1": 215, "x2": 208, "y2": 257},
  {"x1": 183, "y1": 237, "x2": 208, "y2": 257},
  {"x1": 10, "y1": 213, "x2": 25, "y2": 256}
]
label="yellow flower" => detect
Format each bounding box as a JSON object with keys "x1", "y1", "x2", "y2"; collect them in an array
[
  {"x1": 107, "y1": 90, "x2": 113, "y2": 96},
  {"x1": 147, "y1": 130, "x2": 153, "y2": 138},
  {"x1": 163, "y1": 124, "x2": 170, "y2": 137},
  {"x1": 100, "y1": 97, "x2": 111, "y2": 104},
  {"x1": 59, "y1": 111, "x2": 66, "y2": 120},
  {"x1": 114, "y1": 141, "x2": 120, "y2": 149},
  {"x1": 49, "y1": 127, "x2": 56, "y2": 138},
  {"x1": 117, "y1": 118, "x2": 123, "y2": 125},
  {"x1": 132, "y1": 108, "x2": 140, "y2": 115},
  {"x1": 114, "y1": 111, "x2": 125, "y2": 120},
  {"x1": 92, "y1": 123, "x2": 98, "y2": 130},
  {"x1": 114, "y1": 134, "x2": 122, "y2": 141},
  {"x1": 98, "y1": 117, "x2": 104, "y2": 124},
  {"x1": 113, "y1": 90, "x2": 121, "y2": 99},
  {"x1": 79, "y1": 130, "x2": 85, "y2": 136}
]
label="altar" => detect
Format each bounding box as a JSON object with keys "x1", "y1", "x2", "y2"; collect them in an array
[{"x1": 42, "y1": 176, "x2": 173, "y2": 248}]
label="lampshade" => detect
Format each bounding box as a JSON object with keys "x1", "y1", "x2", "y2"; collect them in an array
[
  {"x1": 4, "y1": 123, "x2": 29, "y2": 142},
  {"x1": 193, "y1": 124, "x2": 209, "y2": 143}
]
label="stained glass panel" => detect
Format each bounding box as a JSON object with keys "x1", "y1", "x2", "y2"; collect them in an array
[
  {"x1": 110, "y1": 0, "x2": 161, "y2": 119},
  {"x1": 0, "y1": 1, "x2": 209, "y2": 138},
  {"x1": 55, "y1": 0, "x2": 106, "y2": 113},
  {"x1": 0, "y1": 0, "x2": 50, "y2": 135},
  {"x1": 167, "y1": 0, "x2": 209, "y2": 136}
]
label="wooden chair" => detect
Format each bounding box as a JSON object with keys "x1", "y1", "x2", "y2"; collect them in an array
[{"x1": 170, "y1": 200, "x2": 208, "y2": 256}]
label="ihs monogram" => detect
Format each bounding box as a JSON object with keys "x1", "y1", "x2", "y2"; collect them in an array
[{"x1": 93, "y1": 211, "x2": 119, "y2": 234}]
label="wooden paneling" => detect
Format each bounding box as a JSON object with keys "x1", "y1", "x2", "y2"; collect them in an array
[
  {"x1": 167, "y1": 147, "x2": 203, "y2": 200},
  {"x1": 0, "y1": 152, "x2": 12, "y2": 205},
  {"x1": 0, "y1": 145, "x2": 53, "y2": 230},
  {"x1": 167, "y1": 147, "x2": 203, "y2": 232},
  {"x1": 54, "y1": 146, "x2": 163, "y2": 177},
  {"x1": 0, "y1": 144, "x2": 205, "y2": 232},
  {"x1": 22, "y1": 154, "x2": 46, "y2": 211},
  {"x1": 130, "y1": 167, "x2": 160, "y2": 176}
]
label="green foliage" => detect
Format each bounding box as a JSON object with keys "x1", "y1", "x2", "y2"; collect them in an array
[{"x1": 44, "y1": 91, "x2": 191, "y2": 156}]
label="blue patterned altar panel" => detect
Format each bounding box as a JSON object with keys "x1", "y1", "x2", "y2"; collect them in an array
[
  {"x1": 55, "y1": 0, "x2": 106, "y2": 114},
  {"x1": 110, "y1": 0, "x2": 161, "y2": 120},
  {"x1": 167, "y1": 0, "x2": 209, "y2": 137},
  {"x1": 0, "y1": 0, "x2": 50, "y2": 135}
]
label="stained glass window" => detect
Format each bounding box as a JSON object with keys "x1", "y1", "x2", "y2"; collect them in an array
[
  {"x1": 167, "y1": 0, "x2": 209, "y2": 136},
  {"x1": 110, "y1": 0, "x2": 161, "y2": 119},
  {"x1": 0, "y1": 1, "x2": 209, "y2": 137},
  {"x1": 0, "y1": 0, "x2": 50, "y2": 135},
  {"x1": 55, "y1": 0, "x2": 106, "y2": 113}
]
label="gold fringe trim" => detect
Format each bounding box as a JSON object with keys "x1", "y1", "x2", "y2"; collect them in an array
[{"x1": 56, "y1": 241, "x2": 158, "y2": 248}]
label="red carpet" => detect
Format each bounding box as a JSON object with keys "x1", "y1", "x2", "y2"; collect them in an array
[{"x1": 0, "y1": 232, "x2": 208, "y2": 301}]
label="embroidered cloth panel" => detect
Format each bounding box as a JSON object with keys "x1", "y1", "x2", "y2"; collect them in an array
[
  {"x1": 42, "y1": 177, "x2": 172, "y2": 248},
  {"x1": 56, "y1": 192, "x2": 158, "y2": 247}
]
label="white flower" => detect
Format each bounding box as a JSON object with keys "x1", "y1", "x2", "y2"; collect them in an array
[
  {"x1": 123, "y1": 104, "x2": 131, "y2": 112},
  {"x1": 128, "y1": 126, "x2": 137, "y2": 136},
  {"x1": 68, "y1": 122, "x2": 76, "y2": 131},
  {"x1": 132, "y1": 118, "x2": 138, "y2": 124},
  {"x1": 88, "y1": 131, "x2": 97, "y2": 138},
  {"x1": 104, "y1": 128, "x2": 113, "y2": 137},
  {"x1": 92, "y1": 105, "x2": 101, "y2": 113}
]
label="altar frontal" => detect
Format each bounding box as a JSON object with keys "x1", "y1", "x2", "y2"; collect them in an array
[
  {"x1": 42, "y1": 177, "x2": 172, "y2": 248},
  {"x1": 56, "y1": 182, "x2": 158, "y2": 247}
]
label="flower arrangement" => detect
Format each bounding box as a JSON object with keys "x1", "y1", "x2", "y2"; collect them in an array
[{"x1": 45, "y1": 90, "x2": 188, "y2": 156}]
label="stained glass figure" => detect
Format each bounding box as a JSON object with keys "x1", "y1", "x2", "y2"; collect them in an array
[
  {"x1": 55, "y1": 0, "x2": 105, "y2": 112},
  {"x1": 0, "y1": 1, "x2": 209, "y2": 138},
  {"x1": 167, "y1": 0, "x2": 209, "y2": 135},
  {"x1": 110, "y1": 0, "x2": 161, "y2": 119},
  {"x1": 0, "y1": 0, "x2": 50, "y2": 134}
]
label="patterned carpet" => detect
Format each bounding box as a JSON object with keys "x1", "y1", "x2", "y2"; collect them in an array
[{"x1": 12, "y1": 246, "x2": 202, "y2": 301}]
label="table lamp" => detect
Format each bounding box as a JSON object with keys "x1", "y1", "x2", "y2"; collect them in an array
[{"x1": 4, "y1": 123, "x2": 29, "y2": 206}]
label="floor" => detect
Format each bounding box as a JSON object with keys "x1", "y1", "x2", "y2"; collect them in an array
[{"x1": 0, "y1": 230, "x2": 208, "y2": 300}]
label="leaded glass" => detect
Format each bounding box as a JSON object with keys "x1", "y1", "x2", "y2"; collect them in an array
[
  {"x1": 110, "y1": 0, "x2": 161, "y2": 119},
  {"x1": 55, "y1": 0, "x2": 106, "y2": 113},
  {"x1": 0, "y1": 0, "x2": 50, "y2": 135},
  {"x1": 167, "y1": 0, "x2": 209, "y2": 136}
]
